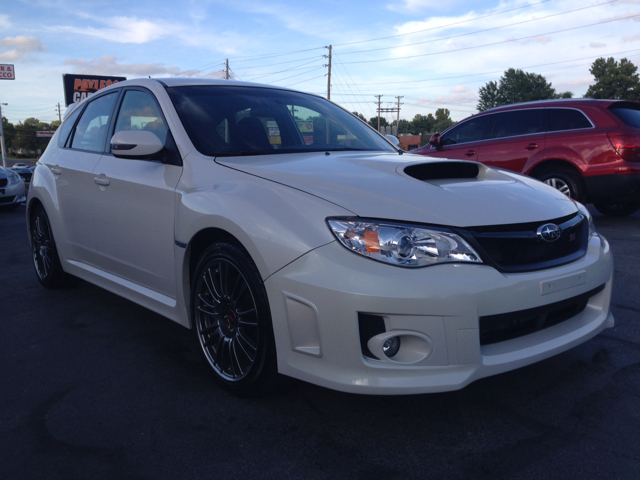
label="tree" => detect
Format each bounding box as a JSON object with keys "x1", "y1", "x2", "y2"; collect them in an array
[
  {"x1": 433, "y1": 108, "x2": 454, "y2": 133},
  {"x1": 351, "y1": 111, "x2": 367, "y2": 123},
  {"x1": 411, "y1": 113, "x2": 434, "y2": 134},
  {"x1": 585, "y1": 57, "x2": 640, "y2": 101},
  {"x1": 477, "y1": 68, "x2": 567, "y2": 111},
  {"x1": 368, "y1": 116, "x2": 388, "y2": 129},
  {"x1": 2, "y1": 116, "x2": 15, "y2": 149}
]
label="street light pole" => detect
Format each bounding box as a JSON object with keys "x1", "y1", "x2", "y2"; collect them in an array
[{"x1": 0, "y1": 103, "x2": 8, "y2": 168}]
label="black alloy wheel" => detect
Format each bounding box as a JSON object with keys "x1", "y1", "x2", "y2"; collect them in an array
[
  {"x1": 192, "y1": 243, "x2": 277, "y2": 394},
  {"x1": 30, "y1": 206, "x2": 77, "y2": 288},
  {"x1": 593, "y1": 200, "x2": 640, "y2": 217}
]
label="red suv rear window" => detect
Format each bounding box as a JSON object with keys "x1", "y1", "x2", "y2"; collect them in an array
[{"x1": 609, "y1": 104, "x2": 640, "y2": 128}]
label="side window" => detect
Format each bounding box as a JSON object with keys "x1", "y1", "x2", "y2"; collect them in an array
[
  {"x1": 441, "y1": 116, "x2": 490, "y2": 145},
  {"x1": 488, "y1": 110, "x2": 544, "y2": 139},
  {"x1": 548, "y1": 109, "x2": 592, "y2": 132},
  {"x1": 114, "y1": 90, "x2": 168, "y2": 144},
  {"x1": 57, "y1": 106, "x2": 83, "y2": 148},
  {"x1": 71, "y1": 92, "x2": 118, "y2": 152}
]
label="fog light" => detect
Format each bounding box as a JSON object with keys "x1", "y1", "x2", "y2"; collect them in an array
[{"x1": 382, "y1": 336, "x2": 401, "y2": 358}]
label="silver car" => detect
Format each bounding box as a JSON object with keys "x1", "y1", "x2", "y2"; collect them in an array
[{"x1": 0, "y1": 166, "x2": 26, "y2": 211}]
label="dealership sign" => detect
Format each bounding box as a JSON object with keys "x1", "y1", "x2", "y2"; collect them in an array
[
  {"x1": 62, "y1": 74, "x2": 126, "y2": 106},
  {"x1": 0, "y1": 64, "x2": 15, "y2": 80},
  {"x1": 36, "y1": 131, "x2": 56, "y2": 138}
]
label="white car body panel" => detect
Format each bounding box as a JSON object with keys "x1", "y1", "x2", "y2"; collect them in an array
[{"x1": 26, "y1": 78, "x2": 615, "y2": 394}]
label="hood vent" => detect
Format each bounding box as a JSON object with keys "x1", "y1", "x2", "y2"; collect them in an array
[{"x1": 404, "y1": 161, "x2": 479, "y2": 181}]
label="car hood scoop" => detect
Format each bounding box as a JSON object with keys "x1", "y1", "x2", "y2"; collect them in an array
[
  {"x1": 216, "y1": 152, "x2": 577, "y2": 227},
  {"x1": 404, "y1": 161, "x2": 479, "y2": 181}
]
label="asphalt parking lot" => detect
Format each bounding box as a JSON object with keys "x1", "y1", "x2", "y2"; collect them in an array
[{"x1": 1, "y1": 203, "x2": 639, "y2": 480}]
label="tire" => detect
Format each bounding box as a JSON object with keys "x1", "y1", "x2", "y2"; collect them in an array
[
  {"x1": 191, "y1": 242, "x2": 278, "y2": 395},
  {"x1": 30, "y1": 206, "x2": 79, "y2": 288},
  {"x1": 535, "y1": 168, "x2": 585, "y2": 203},
  {"x1": 594, "y1": 200, "x2": 640, "y2": 217}
]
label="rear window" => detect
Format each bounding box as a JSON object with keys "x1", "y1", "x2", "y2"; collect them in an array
[
  {"x1": 547, "y1": 109, "x2": 592, "y2": 132},
  {"x1": 609, "y1": 104, "x2": 640, "y2": 128}
]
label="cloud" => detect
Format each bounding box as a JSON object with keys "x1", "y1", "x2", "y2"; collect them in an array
[
  {"x1": 602, "y1": 10, "x2": 640, "y2": 22},
  {"x1": 0, "y1": 36, "x2": 46, "y2": 61},
  {"x1": 590, "y1": 42, "x2": 607, "y2": 48},
  {"x1": 64, "y1": 54, "x2": 201, "y2": 77},
  {"x1": 555, "y1": 77, "x2": 594, "y2": 88},
  {"x1": 51, "y1": 16, "x2": 175, "y2": 44},
  {"x1": 623, "y1": 33, "x2": 640, "y2": 41},
  {"x1": 387, "y1": 0, "x2": 462, "y2": 14},
  {"x1": 0, "y1": 14, "x2": 10, "y2": 29}
]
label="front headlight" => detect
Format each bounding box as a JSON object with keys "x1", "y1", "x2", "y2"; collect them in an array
[
  {"x1": 576, "y1": 202, "x2": 596, "y2": 239},
  {"x1": 327, "y1": 218, "x2": 483, "y2": 268},
  {"x1": 7, "y1": 171, "x2": 22, "y2": 185}
]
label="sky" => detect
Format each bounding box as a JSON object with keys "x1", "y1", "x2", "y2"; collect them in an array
[{"x1": 1, "y1": 0, "x2": 640, "y2": 126}]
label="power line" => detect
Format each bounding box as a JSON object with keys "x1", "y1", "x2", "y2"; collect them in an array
[
  {"x1": 341, "y1": 13, "x2": 640, "y2": 65},
  {"x1": 338, "y1": 0, "x2": 617, "y2": 57},
  {"x1": 332, "y1": 0, "x2": 552, "y2": 47},
  {"x1": 283, "y1": 74, "x2": 327, "y2": 88}
]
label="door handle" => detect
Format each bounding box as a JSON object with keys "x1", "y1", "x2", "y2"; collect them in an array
[
  {"x1": 464, "y1": 150, "x2": 476, "y2": 157},
  {"x1": 50, "y1": 167, "x2": 62, "y2": 175},
  {"x1": 525, "y1": 143, "x2": 539, "y2": 150},
  {"x1": 94, "y1": 177, "x2": 110, "y2": 186}
]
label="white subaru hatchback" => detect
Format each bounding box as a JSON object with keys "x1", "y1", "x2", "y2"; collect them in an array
[{"x1": 27, "y1": 78, "x2": 614, "y2": 395}]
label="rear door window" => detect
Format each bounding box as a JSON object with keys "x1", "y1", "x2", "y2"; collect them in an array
[
  {"x1": 487, "y1": 110, "x2": 544, "y2": 139},
  {"x1": 547, "y1": 109, "x2": 592, "y2": 131},
  {"x1": 71, "y1": 92, "x2": 119, "y2": 152}
]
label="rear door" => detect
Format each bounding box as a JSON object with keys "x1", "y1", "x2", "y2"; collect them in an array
[
  {"x1": 91, "y1": 87, "x2": 182, "y2": 298},
  {"x1": 40, "y1": 91, "x2": 120, "y2": 264},
  {"x1": 477, "y1": 109, "x2": 546, "y2": 173}
]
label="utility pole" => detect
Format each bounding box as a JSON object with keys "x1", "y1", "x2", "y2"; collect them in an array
[
  {"x1": 395, "y1": 96, "x2": 404, "y2": 133},
  {"x1": 56, "y1": 103, "x2": 62, "y2": 123},
  {"x1": 374, "y1": 95, "x2": 383, "y2": 131},
  {"x1": 0, "y1": 103, "x2": 7, "y2": 168},
  {"x1": 324, "y1": 45, "x2": 332, "y2": 100},
  {"x1": 225, "y1": 59, "x2": 230, "y2": 80}
]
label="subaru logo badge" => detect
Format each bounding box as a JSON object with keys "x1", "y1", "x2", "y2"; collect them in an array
[{"x1": 537, "y1": 223, "x2": 562, "y2": 242}]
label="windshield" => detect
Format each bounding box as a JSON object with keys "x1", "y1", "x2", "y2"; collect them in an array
[{"x1": 166, "y1": 85, "x2": 396, "y2": 157}]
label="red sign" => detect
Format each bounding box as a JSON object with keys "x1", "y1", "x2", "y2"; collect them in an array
[
  {"x1": 0, "y1": 64, "x2": 15, "y2": 80},
  {"x1": 36, "y1": 131, "x2": 56, "y2": 138}
]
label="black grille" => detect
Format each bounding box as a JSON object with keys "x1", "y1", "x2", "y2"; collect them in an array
[
  {"x1": 0, "y1": 178, "x2": 7, "y2": 187},
  {"x1": 459, "y1": 213, "x2": 588, "y2": 273},
  {"x1": 358, "y1": 313, "x2": 386, "y2": 360},
  {"x1": 0, "y1": 195, "x2": 15, "y2": 204},
  {"x1": 479, "y1": 284, "x2": 605, "y2": 345}
]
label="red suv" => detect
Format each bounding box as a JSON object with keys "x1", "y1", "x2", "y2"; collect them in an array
[{"x1": 412, "y1": 99, "x2": 640, "y2": 216}]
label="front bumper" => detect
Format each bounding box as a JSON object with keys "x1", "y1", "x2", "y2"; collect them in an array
[
  {"x1": 265, "y1": 233, "x2": 613, "y2": 395},
  {"x1": 0, "y1": 181, "x2": 26, "y2": 207}
]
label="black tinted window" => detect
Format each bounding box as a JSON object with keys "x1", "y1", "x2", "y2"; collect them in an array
[
  {"x1": 57, "y1": 106, "x2": 83, "y2": 148},
  {"x1": 71, "y1": 92, "x2": 118, "y2": 152},
  {"x1": 488, "y1": 110, "x2": 544, "y2": 139},
  {"x1": 441, "y1": 116, "x2": 490, "y2": 145},
  {"x1": 548, "y1": 109, "x2": 592, "y2": 131},
  {"x1": 609, "y1": 105, "x2": 640, "y2": 128}
]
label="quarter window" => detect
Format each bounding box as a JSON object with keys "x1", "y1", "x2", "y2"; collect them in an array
[
  {"x1": 71, "y1": 92, "x2": 118, "y2": 152},
  {"x1": 57, "y1": 106, "x2": 83, "y2": 148},
  {"x1": 488, "y1": 110, "x2": 544, "y2": 139},
  {"x1": 547, "y1": 109, "x2": 592, "y2": 131},
  {"x1": 114, "y1": 90, "x2": 168, "y2": 144}
]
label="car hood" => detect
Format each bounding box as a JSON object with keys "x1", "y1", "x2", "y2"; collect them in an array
[{"x1": 216, "y1": 152, "x2": 577, "y2": 227}]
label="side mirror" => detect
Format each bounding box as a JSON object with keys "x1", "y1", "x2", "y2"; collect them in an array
[
  {"x1": 429, "y1": 133, "x2": 441, "y2": 149},
  {"x1": 110, "y1": 131, "x2": 164, "y2": 158},
  {"x1": 384, "y1": 134, "x2": 400, "y2": 147}
]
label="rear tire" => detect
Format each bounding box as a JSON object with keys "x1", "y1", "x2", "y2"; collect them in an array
[
  {"x1": 191, "y1": 242, "x2": 279, "y2": 396},
  {"x1": 30, "y1": 206, "x2": 79, "y2": 288},
  {"x1": 594, "y1": 200, "x2": 640, "y2": 217},
  {"x1": 535, "y1": 168, "x2": 585, "y2": 203}
]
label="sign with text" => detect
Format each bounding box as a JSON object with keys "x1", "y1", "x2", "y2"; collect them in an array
[
  {"x1": 0, "y1": 64, "x2": 15, "y2": 80},
  {"x1": 62, "y1": 74, "x2": 126, "y2": 106},
  {"x1": 36, "y1": 131, "x2": 56, "y2": 138}
]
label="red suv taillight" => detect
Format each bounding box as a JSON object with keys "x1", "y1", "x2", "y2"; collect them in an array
[{"x1": 607, "y1": 133, "x2": 640, "y2": 162}]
